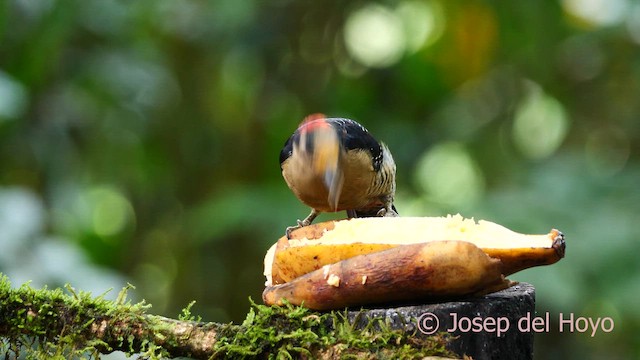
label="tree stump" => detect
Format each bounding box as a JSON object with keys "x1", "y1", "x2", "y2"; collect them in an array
[{"x1": 348, "y1": 283, "x2": 535, "y2": 360}]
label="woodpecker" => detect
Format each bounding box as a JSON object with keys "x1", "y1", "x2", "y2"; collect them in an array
[{"x1": 280, "y1": 115, "x2": 398, "y2": 236}]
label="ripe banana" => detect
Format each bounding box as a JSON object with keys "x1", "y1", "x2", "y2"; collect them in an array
[
  {"x1": 262, "y1": 215, "x2": 566, "y2": 310},
  {"x1": 263, "y1": 240, "x2": 510, "y2": 310}
]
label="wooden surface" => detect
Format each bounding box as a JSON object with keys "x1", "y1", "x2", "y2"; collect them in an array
[{"x1": 347, "y1": 283, "x2": 536, "y2": 360}]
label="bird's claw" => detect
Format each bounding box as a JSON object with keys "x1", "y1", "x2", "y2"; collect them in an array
[
  {"x1": 285, "y1": 225, "x2": 299, "y2": 239},
  {"x1": 376, "y1": 206, "x2": 398, "y2": 217},
  {"x1": 285, "y1": 218, "x2": 313, "y2": 239}
]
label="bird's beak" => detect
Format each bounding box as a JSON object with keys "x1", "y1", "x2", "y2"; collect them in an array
[
  {"x1": 322, "y1": 164, "x2": 344, "y2": 211},
  {"x1": 311, "y1": 128, "x2": 344, "y2": 211}
]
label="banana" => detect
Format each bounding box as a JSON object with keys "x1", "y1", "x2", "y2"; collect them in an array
[
  {"x1": 263, "y1": 241, "x2": 510, "y2": 310},
  {"x1": 264, "y1": 215, "x2": 565, "y2": 286},
  {"x1": 262, "y1": 215, "x2": 566, "y2": 310}
]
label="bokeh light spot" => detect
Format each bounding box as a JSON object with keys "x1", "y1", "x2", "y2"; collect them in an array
[
  {"x1": 344, "y1": 4, "x2": 405, "y2": 68},
  {"x1": 414, "y1": 142, "x2": 485, "y2": 207},
  {"x1": 396, "y1": 0, "x2": 445, "y2": 52},
  {"x1": 0, "y1": 71, "x2": 28, "y2": 120},
  {"x1": 89, "y1": 187, "x2": 135, "y2": 238},
  {"x1": 0, "y1": 187, "x2": 44, "y2": 252},
  {"x1": 513, "y1": 82, "x2": 570, "y2": 160},
  {"x1": 562, "y1": 0, "x2": 629, "y2": 27}
]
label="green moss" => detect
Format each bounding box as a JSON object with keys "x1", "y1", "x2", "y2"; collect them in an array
[
  {"x1": 213, "y1": 299, "x2": 456, "y2": 359},
  {"x1": 179, "y1": 300, "x2": 202, "y2": 322},
  {"x1": 0, "y1": 274, "x2": 161, "y2": 359},
  {"x1": 1, "y1": 275, "x2": 456, "y2": 359}
]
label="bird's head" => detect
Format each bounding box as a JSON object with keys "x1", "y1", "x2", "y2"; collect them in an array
[{"x1": 293, "y1": 115, "x2": 344, "y2": 210}]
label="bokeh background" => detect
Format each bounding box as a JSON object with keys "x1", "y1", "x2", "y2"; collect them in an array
[{"x1": 1, "y1": 0, "x2": 639, "y2": 359}]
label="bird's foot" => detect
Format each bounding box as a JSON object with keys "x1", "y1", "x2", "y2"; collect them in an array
[
  {"x1": 285, "y1": 219, "x2": 310, "y2": 238},
  {"x1": 285, "y1": 225, "x2": 298, "y2": 239},
  {"x1": 285, "y1": 209, "x2": 319, "y2": 238},
  {"x1": 376, "y1": 205, "x2": 398, "y2": 217}
]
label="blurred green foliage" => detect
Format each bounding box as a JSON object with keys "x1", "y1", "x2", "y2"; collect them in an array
[{"x1": 1, "y1": 0, "x2": 639, "y2": 359}]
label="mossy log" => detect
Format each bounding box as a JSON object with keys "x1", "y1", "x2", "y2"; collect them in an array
[
  {"x1": 0, "y1": 277, "x2": 230, "y2": 359},
  {"x1": 0, "y1": 275, "x2": 455, "y2": 359},
  {"x1": 0, "y1": 274, "x2": 535, "y2": 359}
]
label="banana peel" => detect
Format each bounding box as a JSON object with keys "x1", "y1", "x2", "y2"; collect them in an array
[
  {"x1": 263, "y1": 241, "x2": 511, "y2": 310},
  {"x1": 262, "y1": 215, "x2": 565, "y2": 310}
]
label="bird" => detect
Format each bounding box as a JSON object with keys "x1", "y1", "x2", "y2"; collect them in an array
[{"x1": 280, "y1": 115, "x2": 398, "y2": 236}]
